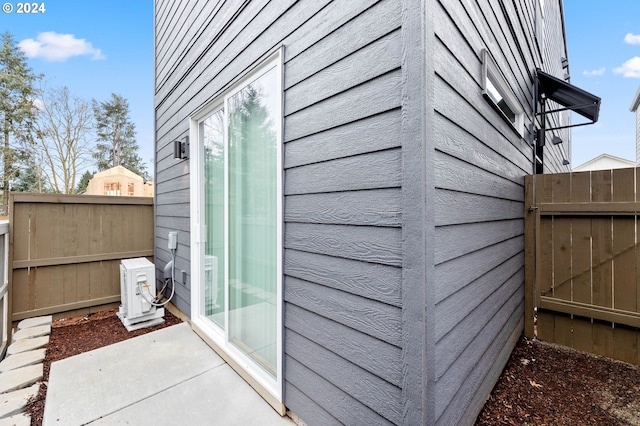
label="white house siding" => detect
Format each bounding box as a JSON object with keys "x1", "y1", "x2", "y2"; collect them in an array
[
  {"x1": 155, "y1": 0, "x2": 403, "y2": 424},
  {"x1": 428, "y1": 0, "x2": 570, "y2": 424}
]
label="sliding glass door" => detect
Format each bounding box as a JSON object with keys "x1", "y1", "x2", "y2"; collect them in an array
[{"x1": 192, "y1": 53, "x2": 282, "y2": 400}]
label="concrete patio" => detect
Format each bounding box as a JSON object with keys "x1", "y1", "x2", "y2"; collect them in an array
[{"x1": 43, "y1": 322, "x2": 294, "y2": 425}]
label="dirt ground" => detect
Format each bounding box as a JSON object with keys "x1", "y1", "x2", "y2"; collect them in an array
[
  {"x1": 25, "y1": 309, "x2": 183, "y2": 425},
  {"x1": 476, "y1": 336, "x2": 640, "y2": 425}
]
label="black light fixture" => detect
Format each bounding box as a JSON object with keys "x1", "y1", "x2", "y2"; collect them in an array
[
  {"x1": 535, "y1": 128, "x2": 545, "y2": 147},
  {"x1": 552, "y1": 135, "x2": 563, "y2": 145},
  {"x1": 174, "y1": 136, "x2": 189, "y2": 160},
  {"x1": 562, "y1": 159, "x2": 570, "y2": 166}
]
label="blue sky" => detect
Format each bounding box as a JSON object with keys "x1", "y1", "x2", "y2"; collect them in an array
[
  {"x1": 2, "y1": 1, "x2": 637, "y2": 175},
  {"x1": 1, "y1": 0, "x2": 154, "y2": 174},
  {"x1": 564, "y1": 0, "x2": 640, "y2": 167}
]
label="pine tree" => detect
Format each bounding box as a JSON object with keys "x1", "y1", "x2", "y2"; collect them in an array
[
  {"x1": 0, "y1": 32, "x2": 41, "y2": 213},
  {"x1": 92, "y1": 93, "x2": 146, "y2": 176},
  {"x1": 12, "y1": 162, "x2": 47, "y2": 193},
  {"x1": 75, "y1": 170, "x2": 93, "y2": 194}
]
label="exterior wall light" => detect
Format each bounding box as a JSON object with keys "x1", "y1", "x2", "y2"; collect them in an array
[{"x1": 174, "y1": 136, "x2": 189, "y2": 160}]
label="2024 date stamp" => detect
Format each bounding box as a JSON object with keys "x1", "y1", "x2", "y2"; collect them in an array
[{"x1": 2, "y1": 2, "x2": 46, "y2": 14}]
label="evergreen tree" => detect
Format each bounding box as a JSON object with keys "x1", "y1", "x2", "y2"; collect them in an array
[
  {"x1": 12, "y1": 161, "x2": 48, "y2": 193},
  {"x1": 0, "y1": 32, "x2": 41, "y2": 213},
  {"x1": 75, "y1": 170, "x2": 93, "y2": 194},
  {"x1": 92, "y1": 93, "x2": 146, "y2": 176}
]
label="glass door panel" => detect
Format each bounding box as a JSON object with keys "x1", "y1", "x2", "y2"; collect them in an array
[{"x1": 227, "y1": 66, "x2": 278, "y2": 378}]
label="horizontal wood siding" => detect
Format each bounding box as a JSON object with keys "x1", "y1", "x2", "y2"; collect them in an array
[
  {"x1": 155, "y1": 0, "x2": 403, "y2": 423},
  {"x1": 284, "y1": 0, "x2": 404, "y2": 421},
  {"x1": 428, "y1": 0, "x2": 570, "y2": 424}
]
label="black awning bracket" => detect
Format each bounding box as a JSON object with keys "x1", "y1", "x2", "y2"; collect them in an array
[{"x1": 535, "y1": 102, "x2": 599, "y2": 117}]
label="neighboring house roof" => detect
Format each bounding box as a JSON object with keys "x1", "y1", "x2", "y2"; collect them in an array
[
  {"x1": 573, "y1": 153, "x2": 635, "y2": 172},
  {"x1": 631, "y1": 86, "x2": 640, "y2": 112},
  {"x1": 92, "y1": 165, "x2": 142, "y2": 180}
]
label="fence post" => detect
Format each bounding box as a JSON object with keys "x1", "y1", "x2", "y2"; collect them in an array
[{"x1": 524, "y1": 175, "x2": 535, "y2": 338}]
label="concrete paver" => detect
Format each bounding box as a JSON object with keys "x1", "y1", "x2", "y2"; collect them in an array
[
  {"x1": 6, "y1": 336, "x2": 49, "y2": 356},
  {"x1": 0, "y1": 412, "x2": 30, "y2": 426},
  {"x1": 0, "y1": 349, "x2": 46, "y2": 373},
  {"x1": 12, "y1": 325, "x2": 51, "y2": 342},
  {"x1": 0, "y1": 384, "x2": 40, "y2": 418},
  {"x1": 0, "y1": 364, "x2": 43, "y2": 394},
  {"x1": 17, "y1": 316, "x2": 52, "y2": 330},
  {"x1": 0, "y1": 315, "x2": 53, "y2": 421}
]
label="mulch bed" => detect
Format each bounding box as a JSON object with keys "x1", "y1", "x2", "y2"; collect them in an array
[
  {"x1": 476, "y1": 336, "x2": 640, "y2": 425},
  {"x1": 25, "y1": 309, "x2": 183, "y2": 425}
]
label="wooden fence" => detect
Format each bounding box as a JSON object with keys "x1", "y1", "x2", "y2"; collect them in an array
[
  {"x1": 9, "y1": 193, "x2": 153, "y2": 321},
  {"x1": 0, "y1": 220, "x2": 9, "y2": 358},
  {"x1": 525, "y1": 168, "x2": 640, "y2": 365}
]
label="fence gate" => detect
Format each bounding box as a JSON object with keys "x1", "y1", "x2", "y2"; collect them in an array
[{"x1": 525, "y1": 168, "x2": 640, "y2": 365}]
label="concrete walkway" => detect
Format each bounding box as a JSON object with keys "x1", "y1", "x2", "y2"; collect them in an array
[{"x1": 44, "y1": 322, "x2": 294, "y2": 425}]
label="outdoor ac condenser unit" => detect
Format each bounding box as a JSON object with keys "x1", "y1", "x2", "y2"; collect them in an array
[{"x1": 118, "y1": 257, "x2": 164, "y2": 331}]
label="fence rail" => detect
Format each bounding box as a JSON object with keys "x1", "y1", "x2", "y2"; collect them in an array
[
  {"x1": 525, "y1": 168, "x2": 640, "y2": 365},
  {"x1": 9, "y1": 193, "x2": 153, "y2": 321}
]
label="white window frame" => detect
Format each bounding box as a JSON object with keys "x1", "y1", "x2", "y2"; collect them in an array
[
  {"x1": 188, "y1": 49, "x2": 283, "y2": 406},
  {"x1": 481, "y1": 49, "x2": 525, "y2": 137}
]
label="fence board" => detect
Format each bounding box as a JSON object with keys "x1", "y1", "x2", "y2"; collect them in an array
[
  {"x1": 9, "y1": 193, "x2": 154, "y2": 321},
  {"x1": 552, "y1": 173, "x2": 572, "y2": 348},
  {"x1": 612, "y1": 168, "x2": 637, "y2": 363},
  {"x1": 570, "y1": 171, "x2": 593, "y2": 353},
  {"x1": 591, "y1": 170, "x2": 614, "y2": 359},
  {"x1": 526, "y1": 168, "x2": 640, "y2": 366},
  {"x1": 536, "y1": 174, "x2": 555, "y2": 342}
]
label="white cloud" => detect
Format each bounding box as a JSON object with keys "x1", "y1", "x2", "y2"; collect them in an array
[
  {"x1": 583, "y1": 67, "x2": 606, "y2": 77},
  {"x1": 18, "y1": 32, "x2": 105, "y2": 62},
  {"x1": 625, "y1": 33, "x2": 640, "y2": 45},
  {"x1": 32, "y1": 98, "x2": 45, "y2": 111},
  {"x1": 614, "y1": 57, "x2": 640, "y2": 78}
]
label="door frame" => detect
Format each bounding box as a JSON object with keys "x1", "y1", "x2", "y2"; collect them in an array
[{"x1": 188, "y1": 49, "x2": 284, "y2": 411}]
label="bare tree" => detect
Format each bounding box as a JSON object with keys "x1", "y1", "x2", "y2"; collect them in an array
[{"x1": 33, "y1": 86, "x2": 93, "y2": 194}]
